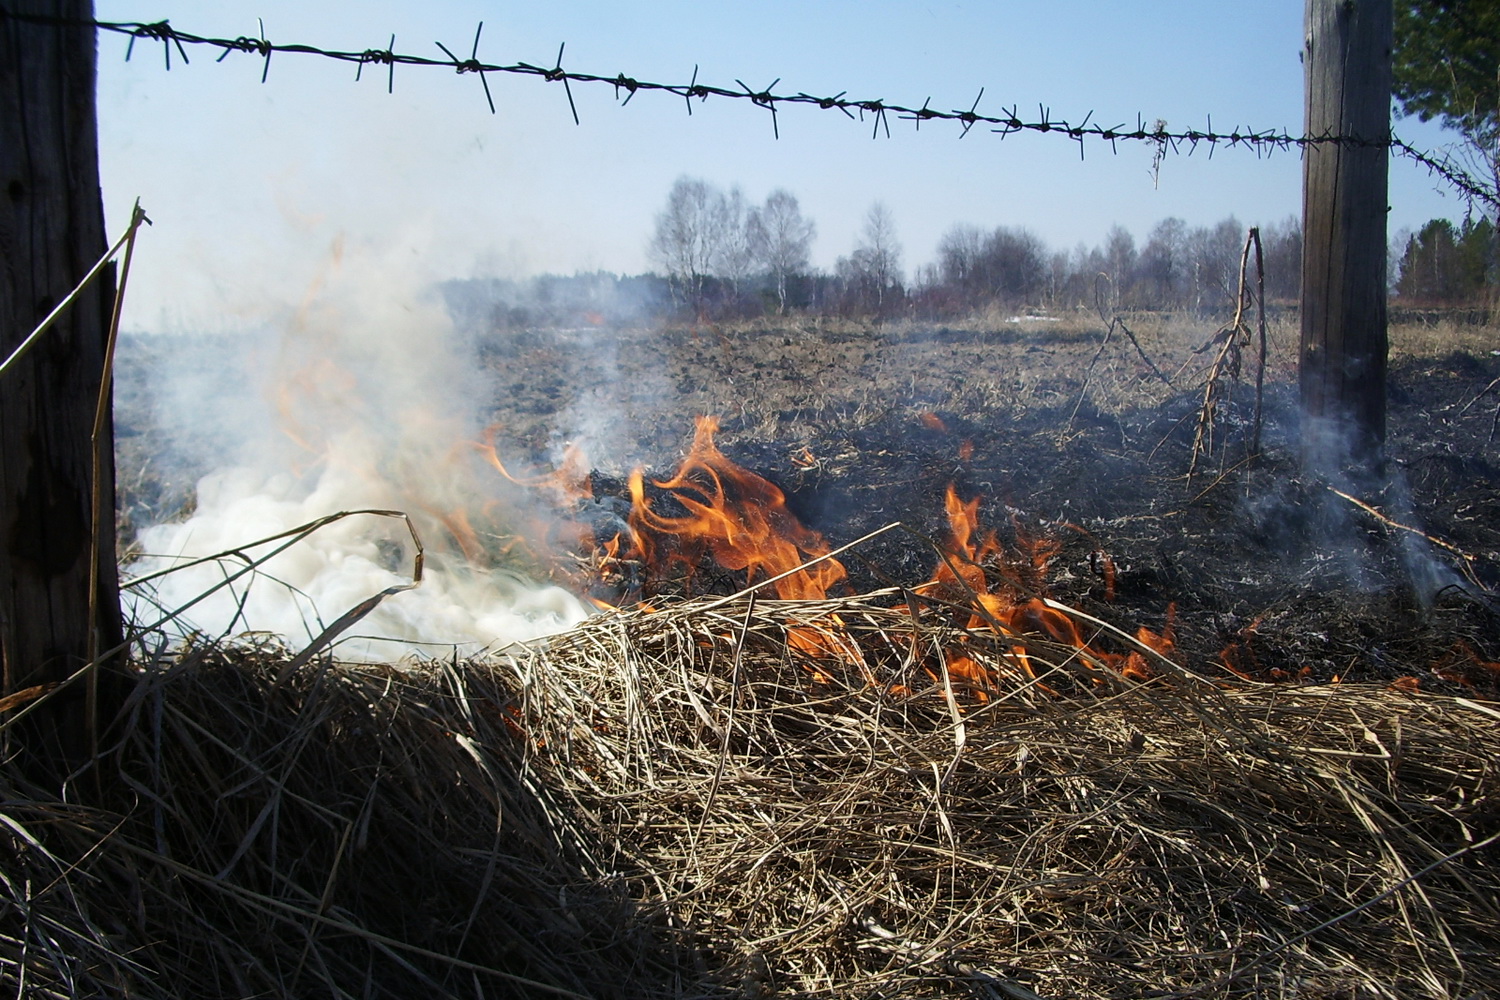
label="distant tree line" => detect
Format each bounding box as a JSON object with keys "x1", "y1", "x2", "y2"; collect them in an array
[
  {"x1": 645, "y1": 175, "x2": 1312, "y2": 321},
  {"x1": 440, "y1": 272, "x2": 669, "y2": 334},
  {"x1": 443, "y1": 181, "x2": 1496, "y2": 335},
  {"x1": 917, "y1": 216, "x2": 1304, "y2": 318}
]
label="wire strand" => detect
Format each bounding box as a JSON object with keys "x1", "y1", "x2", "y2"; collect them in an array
[{"x1": 3, "y1": 9, "x2": 1494, "y2": 212}]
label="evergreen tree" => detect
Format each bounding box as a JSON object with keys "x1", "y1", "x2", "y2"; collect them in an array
[{"x1": 1394, "y1": 0, "x2": 1500, "y2": 218}]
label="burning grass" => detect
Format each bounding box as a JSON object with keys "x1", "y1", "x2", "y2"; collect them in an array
[
  {"x1": 3, "y1": 598, "x2": 1498, "y2": 998},
  {"x1": 86, "y1": 306, "x2": 1500, "y2": 996}
]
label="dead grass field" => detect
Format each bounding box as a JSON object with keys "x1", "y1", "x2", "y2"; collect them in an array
[{"x1": 2, "y1": 312, "x2": 1490, "y2": 999}]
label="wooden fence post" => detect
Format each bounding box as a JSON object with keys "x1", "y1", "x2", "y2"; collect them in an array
[
  {"x1": 1301, "y1": 0, "x2": 1393, "y2": 467},
  {"x1": 0, "y1": 1, "x2": 123, "y2": 769}
]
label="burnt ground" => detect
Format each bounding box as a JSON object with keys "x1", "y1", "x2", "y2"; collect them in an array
[
  {"x1": 116, "y1": 314, "x2": 1500, "y2": 691},
  {"x1": 475, "y1": 315, "x2": 1500, "y2": 691}
]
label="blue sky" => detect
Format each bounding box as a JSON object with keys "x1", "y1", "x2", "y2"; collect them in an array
[{"x1": 96, "y1": 0, "x2": 1469, "y2": 328}]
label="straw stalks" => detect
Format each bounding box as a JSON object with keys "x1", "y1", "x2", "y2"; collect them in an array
[
  {"x1": 2, "y1": 594, "x2": 1497, "y2": 998},
  {"x1": 1185, "y1": 229, "x2": 1269, "y2": 479}
]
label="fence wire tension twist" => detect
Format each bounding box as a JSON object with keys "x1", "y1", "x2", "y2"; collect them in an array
[{"x1": 2, "y1": 9, "x2": 1496, "y2": 216}]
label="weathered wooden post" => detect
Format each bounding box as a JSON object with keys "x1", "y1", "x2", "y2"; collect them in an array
[
  {"x1": 0, "y1": 1, "x2": 123, "y2": 768},
  {"x1": 1301, "y1": 0, "x2": 1393, "y2": 467}
]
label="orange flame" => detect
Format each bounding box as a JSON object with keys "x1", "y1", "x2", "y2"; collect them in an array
[
  {"x1": 626, "y1": 416, "x2": 847, "y2": 602},
  {"x1": 920, "y1": 485, "x2": 1060, "y2": 610},
  {"x1": 435, "y1": 507, "x2": 486, "y2": 566},
  {"x1": 1215, "y1": 616, "x2": 1311, "y2": 683},
  {"x1": 1121, "y1": 605, "x2": 1174, "y2": 681},
  {"x1": 1093, "y1": 550, "x2": 1117, "y2": 602},
  {"x1": 1432, "y1": 642, "x2": 1500, "y2": 693},
  {"x1": 473, "y1": 418, "x2": 1182, "y2": 696},
  {"x1": 622, "y1": 417, "x2": 858, "y2": 662},
  {"x1": 917, "y1": 484, "x2": 1173, "y2": 697}
]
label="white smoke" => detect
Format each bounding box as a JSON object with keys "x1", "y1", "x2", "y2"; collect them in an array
[
  {"x1": 1290, "y1": 414, "x2": 1463, "y2": 604},
  {"x1": 124, "y1": 238, "x2": 590, "y2": 660}
]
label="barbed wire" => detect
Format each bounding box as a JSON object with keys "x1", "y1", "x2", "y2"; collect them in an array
[{"x1": 5, "y1": 9, "x2": 1497, "y2": 213}]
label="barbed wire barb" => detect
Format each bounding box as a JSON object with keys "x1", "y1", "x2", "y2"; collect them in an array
[
  {"x1": 898, "y1": 97, "x2": 938, "y2": 132},
  {"x1": 351, "y1": 33, "x2": 396, "y2": 94},
  {"x1": 737, "y1": 78, "x2": 781, "y2": 139},
  {"x1": 809, "y1": 90, "x2": 855, "y2": 120},
  {"x1": 255, "y1": 19, "x2": 271, "y2": 84},
  {"x1": 123, "y1": 20, "x2": 187, "y2": 71},
  {"x1": 1073, "y1": 109, "x2": 1094, "y2": 159},
  {"x1": 615, "y1": 72, "x2": 640, "y2": 106},
  {"x1": 956, "y1": 88, "x2": 984, "y2": 138},
  {"x1": 435, "y1": 21, "x2": 495, "y2": 115},
  {"x1": 857, "y1": 100, "x2": 890, "y2": 140},
  {"x1": 551, "y1": 43, "x2": 579, "y2": 126},
  {"x1": 352, "y1": 34, "x2": 397, "y2": 94},
  {"x1": 683, "y1": 64, "x2": 710, "y2": 117}
]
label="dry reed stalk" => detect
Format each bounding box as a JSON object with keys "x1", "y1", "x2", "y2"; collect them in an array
[
  {"x1": 1328, "y1": 486, "x2": 1493, "y2": 595},
  {"x1": 88, "y1": 201, "x2": 152, "y2": 762},
  {"x1": 1187, "y1": 229, "x2": 1265, "y2": 479},
  {"x1": 0, "y1": 593, "x2": 1496, "y2": 998}
]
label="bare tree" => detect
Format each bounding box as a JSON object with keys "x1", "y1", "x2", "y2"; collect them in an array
[
  {"x1": 842, "y1": 202, "x2": 903, "y2": 313},
  {"x1": 648, "y1": 176, "x2": 718, "y2": 309},
  {"x1": 862, "y1": 202, "x2": 904, "y2": 302},
  {"x1": 937, "y1": 224, "x2": 985, "y2": 303},
  {"x1": 1046, "y1": 249, "x2": 1071, "y2": 307},
  {"x1": 934, "y1": 223, "x2": 1045, "y2": 310},
  {"x1": 1139, "y1": 217, "x2": 1190, "y2": 309},
  {"x1": 980, "y1": 226, "x2": 1046, "y2": 303},
  {"x1": 1187, "y1": 216, "x2": 1245, "y2": 313},
  {"x1": 1261, "y1": 216, "x2": 1301, "y2": 303},
  {"x1": 712, "y1": 186, "x2": 756, "y2": 305},
  {"x1": 749, "y1": 189, "x2": 815, "y2": 314},
  {"x1": 1101, "y1": 224, "x2": 1138, "y2": 309},
  {"x1": 1055, "y1": 241, "x2": 1105, "y2": 310}
]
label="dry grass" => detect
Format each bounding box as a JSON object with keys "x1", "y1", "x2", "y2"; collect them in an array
[
  {"x1": 3, "y1": 594, "x2": 1497, "y2": 999},
  {"x1": 86, "y1": 304, "x2": 1500, "y2": 998},
  {"x1": 1389, "y1": 318, "x2": 1499, "y2": 361}
]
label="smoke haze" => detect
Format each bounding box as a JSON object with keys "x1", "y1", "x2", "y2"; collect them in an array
[{"x1": 123, "y1": 237, "x2": 590, "y2": 659}]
